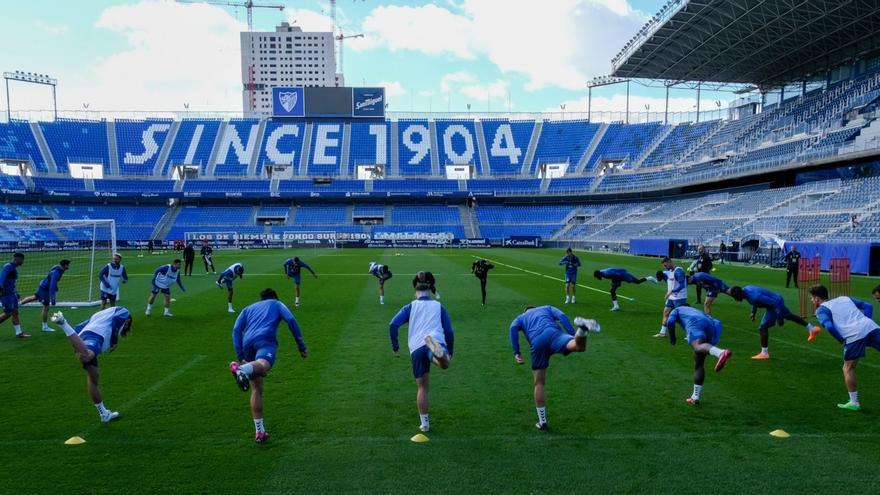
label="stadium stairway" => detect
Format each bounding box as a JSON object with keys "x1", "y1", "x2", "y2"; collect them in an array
[
  {"x1": 633, "y1": 124, "x2": 675, "y2": 168},
  {"x1": 205, "y1": 121, "x2": 227, "y2": 177},
  {"x1": 384, "y1": 204, "x2": 394, "y2": 225},
  {"x1": 575, "y1": 123, "x2": 607, "y2": 174},
  {"x1": 521, "y1": 121, "x2": 542, "y2": 175},
  {"x1": 153, "y1": 121, "x2": 180, "y2": 177},
  {"x1": 246, "y1": 120, "x2": 267, "y2": 177},
  {"x1": 298, "y1": 123, "x2": 313, "y2": 177},
  {"x1": 174, "y1": 179, "x2": 185, "y2": 192},
  {"x1": 107, "y1": 122, "x2": 120, "y2": 176},
  {"x1": 429, "y1": 121, "x2": 440, "y2": 176},
  {"x1": 677, "y1": 120, "x2": 724, "y2": 164},
  {"x1": 389, "y1": 121, "x2": 400, "y2": 176},
  {"x1": 474, "y1": 120, "x2": 491, "y2": 176},
  {"x1": 345, "y1": 204, "x2": 354, "y2": 224},
  {"x1": 587, "y1": 204, "x2": 654, "y2": 240},
  {"x1": 340, "y1": 123, "x2": 352, "y2": 178},
  {"x1": 84, "y1": 178, "x2": 95, "y2": 192},
  {"x1": 152, "y1": 204, "x2": 181, "y2": 241},
  {"x1": 285, "y1": 205, "x2": 298, "y2": 226},
  {"x1": 29, "y1": 122, "x2": 57, "y2": 173},
  {"x1": 459, "y1": 204, "x2": 479, "y2": 238}
]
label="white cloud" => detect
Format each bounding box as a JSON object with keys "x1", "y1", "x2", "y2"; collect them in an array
[
  {"x1": 460, "y1": 79, "x2": 508, "y2": 102},
  {"x1": 440, "y1": 71, "x2": 475, "y2": 93},
  {"x1": 42, "y1": 0, "x2": 247, "y2": 111},
  {"x1": 352, "y1": 0, "x2": 647, "y2": 91},
  {"x1": 34, "y1": 21, "x2": 69, "y2": 35},
  {"x1": 418, "y1": 90, "x2": 435, "y2": 97},
  {"x1": 377, "y1": 80, "x2": 406, "y2": 98},
  {"x1": 285, "y1": 8, "x2": 334, "y2": 33}
]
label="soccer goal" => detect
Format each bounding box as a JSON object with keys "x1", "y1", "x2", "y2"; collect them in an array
[{"x1": 0, "y1": 220, "x2": 116, "y2": 307}]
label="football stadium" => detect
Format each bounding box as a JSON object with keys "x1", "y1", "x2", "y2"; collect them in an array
[{"x1": 3, "y1": 0, "x2": 880, "y2": 492}]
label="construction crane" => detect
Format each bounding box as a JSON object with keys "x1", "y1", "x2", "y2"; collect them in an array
[
  {"x1": 327, "y1": 0, "x2": 365, "y2": 83},
  {"x1": 336, "y1": 31, "x2": 364, "y2": 84},
  {"x1": 175, "y1": 0, "x2": 284, "y2": 31}
]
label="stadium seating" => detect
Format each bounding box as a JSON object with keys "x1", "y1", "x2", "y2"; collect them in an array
[
  {"x1": 349, "y1": 122, "x2": 391, "y2": 175},
  {"x1": 114, "y1": 119, "x2": 173, "y2": 175},
  {"x1": 435, "y1": 120, "x2": 484, "y2": 174},
  {"x1": 39, "y1": 119, "x2": 110, "y2": 174},
  {"x1": 0, "y1": 121, "x2": 48, "y2": 172},
  {"x1": 479, "y1": 120, "x2": 535, "y2": 175},
  {"x1": 213, "y1": 119, "x2": 260, "y2": 176},
  {"x1": 532, "y1": 120, "x2": 600, "y2": 174},
  {"x1": 397, "y1": 120, "x2": 434, "y2": 176},
  {"x1": 165, "y1": 119, "x2": 222, "y2": 175}
]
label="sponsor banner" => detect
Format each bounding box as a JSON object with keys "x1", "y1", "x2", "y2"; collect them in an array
[
  {"x1": 1, "y1": 188, "x2": 26, "y2": 195},
  {"x1": 272, "y1": 87, "x2": 306, "y2": 117},
  {"x1": 183, "y1": 231, "x2": 336, "y2": 247},
  {"x1": 502, "y1": 236, "x2": 543, "y2": 248},
  {"x1": 373, "y1": 231, "x2": 455, "y2": 242},
  {"x1": 352, "y1": 87, "x2": 386, "y2": 118},
  {"x1": 341, "y1": 239, "x2": 447, "y2": 249},
  {"x1": 451, "y1": 238, "x2": 491, "y2": 248}
]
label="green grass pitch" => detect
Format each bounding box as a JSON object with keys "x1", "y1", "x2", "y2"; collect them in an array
[{"x1": 1, "y1": 248, "x2": 879, "y2": 494}]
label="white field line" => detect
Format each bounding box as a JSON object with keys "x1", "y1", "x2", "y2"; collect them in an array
[{"x1": 476, "y1": 256, "x2": 635, "y2": 301}]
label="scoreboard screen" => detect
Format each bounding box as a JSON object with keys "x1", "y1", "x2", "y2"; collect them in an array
[{"x1": 304, "y1": 87, "x2": 352, "y2": 117}]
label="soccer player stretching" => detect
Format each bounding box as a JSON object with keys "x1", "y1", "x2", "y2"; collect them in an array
[
  {"x1": 228, "y1": 289, "x2": 307, "y2": 443},
  {"x1": 217, "y1": 263, "x2": 245, "y2": 313},
  {"x1": 655, "y1": 257, "x2": 688, "y2": 338},
  {"x1": 98, "y1": 254, "x2": 128, "y2": 309},
  {"x1": 389, "y1": 281, "x2": 454, "y2": 433},
  {"x1": 687, "y1": 272, "x2": 729, "y2": 315},
  {"x1": 369, "y1": 262, "x2": 393, "y2": 304},
  {"x1": 52, "y1": 306, "x2": 133, "y2": 422},
  {"x1": 146, "y1": 260, "x2": 186, "y2": 317},
  {"x1": 728, "y1": 285, "x2": 820, "y2": 359},
  {"x1": 472, "y1": 259, "x2": 494, "y2": 306},
  {"x1": 593, "y1": 268, "x2": 657, "y2": 311},
  {"x1": 665, "y1": 306, "x2": 732, "y2": 405},
  {"x1": 284, "y1": 257, "x2": 317, "y2": 307},
  {"x1": 558, "y1": 248, "x2": 581, "y2": 304},
  {"x1": 811, "y1": 285, "x2": 879, "y2": 411},
  {"x1": 19, "y1": 259, "x2": 70, "y2": 332},
  {"x1": 0, "y1": 253, "x2": 29, "y2": 338},
  {"x1": 509, "y1": 306, "x2": 599, "y2": 430},
  {"x1": 200, "y1": 241, "x2": 216, "y2": 274}
]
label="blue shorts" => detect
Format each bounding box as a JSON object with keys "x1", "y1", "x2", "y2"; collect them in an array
[
  {"x1": 529, "y1": 327, "x2": 574, "y2": 370},
  {"x1": 33, "y1": 288, "x2": 51, "y2": 305},
  {"x1": 843, "y1": 329, "x2": 880, "y2": 361},
  {"x1": 687, "y1": 319, "x2": 722, "y2": 346},
  {"x1": 100, "y1": 290, "x2": 117, "y2": 303},
  {"x1": 292, "y1": 274, "x2": 302, "y2": 285},
  {"x1": 704, "y1": 287, "x2": 720, "y2": 298},
  {"x1": 151, "y1": 285, "x2": 170, "y2": 295},
  {"x1": 759, "y1": 306, "x2": 792, "y2": 331},
  {"x1": 1, "y1": 294, "x2": 19, "y2": 314},
  {"x1": 243, "y1": 340, "x2": 279, "y2": 366},
  {"x1": 80, "y1": 333, "x2": 104, "y2": 368},
  {"x1": 410, "y1": 342, "x2": 448, "y2": 378},
  {"x1": 565, "y1": 273, "x2": 577, "y2": 284},
  {"x1": 665, "y1": 298, "x2": 688, "y2": 309},
  {"x1": 220, "y1": 278, "x2": 233, "y2": 290}
]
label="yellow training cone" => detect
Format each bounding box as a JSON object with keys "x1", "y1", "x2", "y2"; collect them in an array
[
  {"x1": 64, "y1": 436, "x2": 86, "y2": 445},
  {"x1": 410, "y1": 433, "x2": 429, "y2": 443},
  {"x1": 769, "y1": 429, "x2": 790, "y2": 438}
]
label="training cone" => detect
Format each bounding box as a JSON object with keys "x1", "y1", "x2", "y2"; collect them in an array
[
  {"x1": 64, "y1": 436, "x2": 86, "y2": 445},
  {"x1": 410, "y1": 433, "x2": 429, "y2": 443},
  {"x1": 769, "y1": 429, "x2": 790, "y2": 438}
]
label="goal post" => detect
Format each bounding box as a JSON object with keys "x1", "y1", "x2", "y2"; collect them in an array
[{"x1": 0, "y1": 219, "x2": 117, "y2": 307}]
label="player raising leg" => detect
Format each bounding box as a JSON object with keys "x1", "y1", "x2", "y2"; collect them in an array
[
  {"x1": 389, "y1": 280, "x2": 455, "y2": 433},
  {"x1": 509, "y1": 306, "x2": 600, "y2": 430},
  {"x1": 728, "y1": 285, "x2": 820, "y2": 359},
  {"x1": 471, "y1": 259, "x2": 494, "y2": 306},
  {"x1": 687, "y1": 272, "x2": 729, "y2": 315},
  {"x1": 665, "y1": 306, "x2": 732, "y2": 405},
  {"x1": 593, "y1": 268, "x2": 657, "y2": 311},
  {"x1": 654, "y1": 257, "x2": 688, "y2": 338},
  {"x1": 19, "y1": 259, "x2": 70, "y2": 332},
  {"x1": 52, "y1": 306, "x2": 133, "y2": 422},
  {"x1": 228, "y1": 288, "x2": 308, "y2": 443},
  {"x1": 200, "y1": 241, "x2": 216, "y2": 274},
  {"x1": 217, "y1": 263, "x2": 245, "y2": 313}
]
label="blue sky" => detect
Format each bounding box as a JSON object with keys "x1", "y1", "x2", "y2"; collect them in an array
[{"x1": 0, "y1": 0, "x2": 732, "y2": 118}]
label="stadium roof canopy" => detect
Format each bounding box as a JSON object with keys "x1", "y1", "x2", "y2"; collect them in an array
[{"x1": 611, "y1": 0, "x2": 880, "y2": 88}]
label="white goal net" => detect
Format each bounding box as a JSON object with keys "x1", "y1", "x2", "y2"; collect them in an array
[{"x1": 0, "y1": 220, "x2": 117, "y2": 307}]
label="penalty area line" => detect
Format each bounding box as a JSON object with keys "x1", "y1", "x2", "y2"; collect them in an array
[{"x1": 476, "y1": 256, "x2": 634, "y2": 301}]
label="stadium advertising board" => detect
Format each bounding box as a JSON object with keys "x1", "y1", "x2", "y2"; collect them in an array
[
  {"x1": 502, "y1": 236, "x2": 543, "y2": 248},
  {"x1": 184, "y1": 231, "x2": 336, "y2": 248},
  {"x1": 272, "y1": 87, "x2": 306, "y2": 117},
  {"x1": 352, "y1": 88, "x2": 386, "y2": 118},
  {"x1": 304, "y1": 87, "x2": 353, "y2": 117}
]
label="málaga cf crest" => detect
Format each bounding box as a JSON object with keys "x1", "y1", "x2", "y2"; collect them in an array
[{"x1": 279, "y1": 92, "x2": 298, "y2": 112}]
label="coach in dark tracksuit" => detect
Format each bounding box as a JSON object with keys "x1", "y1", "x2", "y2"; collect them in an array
[
  {"x1": 183, "y1": 243, "x2": 195, "y2": 276},
  {"x1": 783, "y1": 245, "x2": 801, "y2": 288},
  {"x1": 688, "y1": 245, "x2": 713, "y2": 304}
]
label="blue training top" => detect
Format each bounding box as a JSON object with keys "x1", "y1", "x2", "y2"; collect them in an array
[
  {"x1": 284, "y1": 258, "x2": 315, "y2": 277},
  {"x1": 599, "y1": 268, "x2": 632, "y2": 281},
  {"x1": 509, "y1": 305, "x2": 575, "y2": 356},
  {"x1": 559, "y1": 255, "x2": 581, "y2": 274},
  {"x1": 0, "y1": 262, "x2": 18, "y2": 295},
  {"x1": 37, "y1": 265, "x2": 65, "y2": 303},
  {"x1": 232, "y1": 299, "x2": 306, "y2": 360},
  {"x1": 741, "y1": 285, "x2": 787, "y2": 315},
  {"x1": 690, "y1": 272, "x2": 728, "y2": 292}
]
